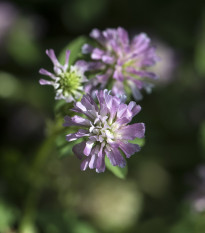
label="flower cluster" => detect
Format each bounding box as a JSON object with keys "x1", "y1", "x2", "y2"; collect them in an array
[
  {"x1": 82, "y1": 27, "x2": 159, "y2": 100},
  {"x1": 39, "y1": 27, "x2": 159, "y2": 173},
  {"x1": 64, "y1": 90, "x2": 145, "y2": 173},
  {"x1": 39, "y1": 49, "x2": 87, "y2": 103}
]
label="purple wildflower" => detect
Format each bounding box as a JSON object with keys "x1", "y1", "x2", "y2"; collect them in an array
[
  {"x1": 63, "y1": 89, "x2": 145, "y2": 173},
  {"x1": 39, "y1": 49, "x2": 88, "y2": 103},
  {"x1": 82, "y1": 27, "x2": 159, "y2": 100}
]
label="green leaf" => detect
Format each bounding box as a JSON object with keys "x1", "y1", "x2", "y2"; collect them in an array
[
  {"x1": 128, "y1": 137, "x2": 145, "y2": 147},
  {"x1": 56, "y1": 127, "x2": 82, "y2": 158},
  {"x1": 58, "y1": 142, "x2": 74, "y2": 158},
  {"x1": 105, "y1": 156, "x2": 127, "y2": 179},
  {"x1": 59, "y1": 36, "x2": 88, "y2": 65}
]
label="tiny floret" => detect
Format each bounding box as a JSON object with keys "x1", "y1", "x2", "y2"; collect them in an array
[
  {"x1": 82, "y1": 27, "x2": 160, "y2": 100},
  {"x1": 39, "y1": 49, "x2": 88, "y2": 102},
  {"x1": 64, "y1": 90, "x2": 145, "y2": 173}
]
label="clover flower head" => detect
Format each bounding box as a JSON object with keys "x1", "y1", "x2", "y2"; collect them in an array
[
  {"x1": 39, "y1": 49, "x2": 88, "y2": 102},
  {"x1": 82, "y1": 27, "x2": 160, "y2": 100},
  {"x1": 63, "y1": 89, "x2": 145, "y2": 173}
]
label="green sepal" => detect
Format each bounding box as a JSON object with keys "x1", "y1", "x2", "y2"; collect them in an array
[
  {"x1": 128, "y1": 137, "x2": 145, "y2": 147},
  {"x1": 105, "y1": 156, "x2": 128, "y2": 179}
]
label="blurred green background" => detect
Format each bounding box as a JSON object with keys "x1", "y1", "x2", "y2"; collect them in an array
[{"x1": 0, "y1": 0, "x2": 205, "y2": 232}]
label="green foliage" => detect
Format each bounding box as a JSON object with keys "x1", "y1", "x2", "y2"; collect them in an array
[
  {"x1": 53, "y1": 97, "x2": 80, "y2": 159},
  {"x1": 55, "y1": 124, "x2": 82, "y2": 158},
  {"x1": 129, "y1": 138, "x2": 145, "y2": 147},
  {"x1": 56, "y1": 135, "x2": 76, "y2": 159},
  {"x1": 105, "y1": 156, "x2": 128, "y2": 179},
  {"x1": 59, "y1": 36, "x2": 88, "y2": 66},
  {"x1": 0, "y1": 199, "x2": 19, "y2": 232},
  {"x1": 54, "y1": 100, "x2": 74, "y2": 118},
  {"x1": 170, "y1": 211, "x2": 205, "y2": 233}
]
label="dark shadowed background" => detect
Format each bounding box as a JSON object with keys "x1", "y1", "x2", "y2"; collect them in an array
[{"x1": 0, "y1": 0, "x2": 205, "y2": 232}]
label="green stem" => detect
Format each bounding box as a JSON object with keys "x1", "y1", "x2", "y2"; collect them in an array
[{"x1": 18, "y1": 131, "x2": 58, "y2": 233}]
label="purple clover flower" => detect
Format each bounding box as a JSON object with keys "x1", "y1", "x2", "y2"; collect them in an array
[
  {"x1": 82, "y1": 27, "x2": 159, "y2": 100},
  {"x1": 39, "y1": 49, "x2": 88, "y2": 103},
  {"x1": 63, "y1": 89, "x2": 145, "y2": 173}
]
